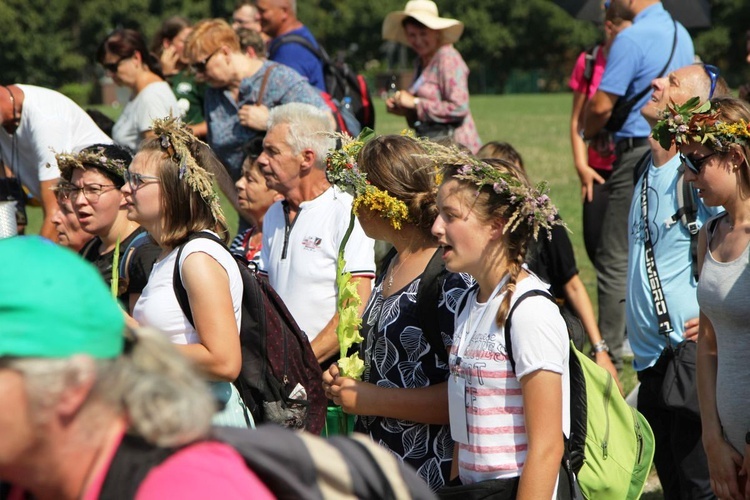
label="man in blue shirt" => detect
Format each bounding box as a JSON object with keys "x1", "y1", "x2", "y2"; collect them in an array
[
  {"x1": 628, "y1": 63, "x2": 727, "y2": 499},
  {"x1": 257, "y1": 0, "x2": 326, "y2": 92},
  {"x1": 583, "y1": 0, "x2": 694, "y2": 369}
]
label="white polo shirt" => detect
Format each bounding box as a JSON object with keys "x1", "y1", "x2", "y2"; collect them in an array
[{"x1": 259, "y1": 186, "x2": 375, "y2": 341}]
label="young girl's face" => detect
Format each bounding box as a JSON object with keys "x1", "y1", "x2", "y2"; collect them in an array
[
  {"x1": 432, "y1": 179, "x2": 497, "y2": 276},
  {"x1": 681, "y1": 142, "x2": 741, "y2": 208}
]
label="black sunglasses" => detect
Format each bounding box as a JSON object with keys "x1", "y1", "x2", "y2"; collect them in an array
[
  {"x1": 703, "y1": 64, "x2": 719, "y2": 100},
  {"x1": 681, "y1": 152, "x2": 718, "y2": 175},
  {"x1": 102, "y1": 54, "x2": 132, "y2": 74},
  {"x1": 191, "y1": 49, "x2": 221, "y2": 74}
]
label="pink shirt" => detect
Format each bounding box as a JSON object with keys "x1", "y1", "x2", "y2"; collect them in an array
[
  {"x1": 8, "y1": 432, "x2": 274, "y2": 500},
  {"x1": 569, "y1": 47, "x2": 616, "y2": 171}
]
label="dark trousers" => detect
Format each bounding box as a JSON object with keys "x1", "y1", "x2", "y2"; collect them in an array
[
  {"x1": 594, "y1": 143, "x2": 649, "y2": 368},
  {"x1": 582, "y1": 168, "x2": 612, "y2": 266},
  {"x1": 637, "y1": 368, "x2": 715, "y2": 500}
]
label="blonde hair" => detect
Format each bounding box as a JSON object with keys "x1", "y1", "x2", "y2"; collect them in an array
[{"x1": 184, "y1": 19, "x2": 241, "y2": 62}]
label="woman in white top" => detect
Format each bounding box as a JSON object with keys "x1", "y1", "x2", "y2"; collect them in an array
[
  {"x1": 98, "y1": 29, "x2": 179, "y2": 151},
  {"x1": 432, "y1": 154, "x2": 570, "y2": 498},
  {"x1": 124, "y1": 117, "x2": 250, "y2": 427}
]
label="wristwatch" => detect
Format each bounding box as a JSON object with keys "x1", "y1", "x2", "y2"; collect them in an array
[{"x1": 591, "y1": 339, "x2": 609, "y2": 354}]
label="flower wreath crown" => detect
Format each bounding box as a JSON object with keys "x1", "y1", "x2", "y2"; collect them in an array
[
  {"x1": 54, "y1": 146, "x2": 128, "y2": 181},
  {"x1": 151, "y1": 116, "x2": 225, "y2": 223},
  {"x1": 652, "y1": 96, "x2": 750, "y2": 152},
  {"x1": 418, "y1": 141, "x2": 562, "y2": 241}
]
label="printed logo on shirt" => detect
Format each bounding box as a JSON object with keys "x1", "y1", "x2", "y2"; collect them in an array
[{"x1": 301, "y1": 236, "x2": 322, "y2": 251}]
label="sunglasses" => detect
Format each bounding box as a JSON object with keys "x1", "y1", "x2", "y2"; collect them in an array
[
  {"x1": 681, "y1": 152, "x2": 718, "y2": 175},
  {"x1": 703, "y1": 64, "x2": 719, "y2": 100},
  {"x1": 123, "y1": 171, "x2": 160, "y2": 190},
  {"x1": 191, "y1": 49, "x2": 221, "y2": 74},
  {"x1": 101, "y1": 55, "x2": 132, "y2": 74}
]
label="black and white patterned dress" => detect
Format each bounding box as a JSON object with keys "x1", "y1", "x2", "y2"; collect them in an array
[{"x1": 356, "y1": 266, "x2": 473, "y2": 491}]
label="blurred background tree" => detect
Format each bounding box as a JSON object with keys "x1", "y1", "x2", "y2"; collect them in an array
[{"x1": 0, "y1": 0, "x2": 747, "y2": 101}]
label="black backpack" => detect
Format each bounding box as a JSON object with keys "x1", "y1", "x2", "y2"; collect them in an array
[
  {"x1": 172, "y1": 231, "x2": 326, "y2": 433},
  {"x1": 269, "y1": 34, "x2": 375, "y2": 131},
  {"x1": 98, "y1": 425, "x2": 436, "y2": 500}
]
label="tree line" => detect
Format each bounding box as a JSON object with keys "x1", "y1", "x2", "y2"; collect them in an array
[{"x1": 0, "y1": 0, "x2": 748, "y2": 100}]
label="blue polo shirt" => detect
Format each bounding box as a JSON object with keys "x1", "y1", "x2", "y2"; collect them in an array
[
  {"x1": 626, "y1": 154, "x2": 722, "y2": 371},
  {"x1": 268, "y1": 26, "x2": 326, "y2": 92},
  {"x1": 599, "y1": 3, "x2": 694, "y2": 142}
]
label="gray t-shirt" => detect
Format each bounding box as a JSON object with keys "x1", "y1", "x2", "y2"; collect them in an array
[{"x1": 112, "y1": 81, "x2": 179, "y2": 151}]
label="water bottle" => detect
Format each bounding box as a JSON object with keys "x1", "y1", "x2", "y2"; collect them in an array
[
  {"x1": 387, "y1": 74, "x2": 398, "y2": 98},
  {"x1": 343, "y1": 96, "x2": 352, "y2": 110}
]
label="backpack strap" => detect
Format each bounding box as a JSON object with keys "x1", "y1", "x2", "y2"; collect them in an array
[
  {"x1": 173, "y1": 231, "x2": 228, "y2": 327},
  {"x1": 118, "y1": 230, "x2": 149, "y2": 285},
  {"x1": 256, "y1": 63, "x2": 278, "y2": 105},
  {"x1": 269, "y1": 33, "x2": 329, "y2": 64},
  {"x1": 416, "y1": 249, "x2": 449, "y2": 365},
  {"x1": 503, "y1": 289, "x2": 556, "y2": 374}
]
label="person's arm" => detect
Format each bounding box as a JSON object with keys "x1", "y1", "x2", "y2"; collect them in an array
[
  {"x1": 401, "y1": 48, "x2": 470, "y2": 123},
  {"x1": 582, "y1": 90, "x2": 618, "y2": 139},
  {"x1": 516, "y1": 369, "x2": 565, "y2": 500},
  {"x1": 311, "y1": 276, "x2": 372, "y2": 362},
  {"x1": 188, "y1": 121, "x2": 208, "y2": 139},
  {"x1": 178, "y1": 252, "x2": 242, "y2": 381},
  {"x1": 323, "y1": 363, "x2": 449, "y2": 424},
  {"x1": 562, "y1": 274, "x2": 622, "y2": 392},
  {"x1": 38, "y1": 178, "x2": 59, "y2": 241},
  {"x1": 570, "y1": 91, "x2": 604, "y2": 202},
  {"x1": 695, "y1": 226, "x2": 744, "y2": 499}
]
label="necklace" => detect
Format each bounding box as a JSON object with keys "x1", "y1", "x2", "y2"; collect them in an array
[{"x1": 385, "y1": 251, "x2": 418, "y2": 293}]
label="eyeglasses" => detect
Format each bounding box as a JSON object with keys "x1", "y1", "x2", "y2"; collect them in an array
[
  {"x1": 101, "y1": 55, "x2": 132, "y2": 74},
  {"x1": 123, "y1": 171, "x2": 160, "y2": 190},
  {"x1": 64, "y1": 183, "x2": 118, "y2": 203},
  {"x1": 191, "y1": 49, "x2": 221, "y2": 74},
  {"x1": 703, "y1": 64, "x2": 720, "y2": 100},
  {"x1": 681, "y1": 152, "x2": 718, "y2": 175}
]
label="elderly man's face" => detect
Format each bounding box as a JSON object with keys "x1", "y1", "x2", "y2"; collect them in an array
[
  {"x1": 0, "y1": 367, "x2": 38, "y2": 477},
  {"x1": 257, "y1": 123, "x2": 303, "y2": 195},
  {"x1": 641, "y1": 65, "x2": 710, "y2": 123},
  {"x1": 256, "y1": 0, "x2": 287, "y2": 37}
]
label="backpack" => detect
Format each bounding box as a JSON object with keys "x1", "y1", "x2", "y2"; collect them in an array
[
  {"x1": 172, "y1": 231, "x2": 326, "y2": 433},
  {"x1": 98, "y1": 425, "x2": 436, "y2": 500},
  {"x1": 503, "y1": 290, "x2": 655, "y2": 499},
  {"x1": 270, "y1": 34, "x2": 375, "y2": 132},
  {"x1": 633, "y1": 150, "x2": 701, "y2": 281}
]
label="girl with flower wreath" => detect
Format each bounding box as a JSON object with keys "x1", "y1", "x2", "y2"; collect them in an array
[
  {"x1": 431, "y1": 154, "x2": 570, "y2": 498},
  {"x1": 124, "y1": 117, "x2": 251, "y2": 428},
  {"x1": 322, "y1": 135, "x2": 473, "y2": 491},
  {"x1": 55, "y1": 144, "x2": 160, "y2": 312},
  {"x1": 661, "y1": 96, "x2": 750, "y2": 499}
]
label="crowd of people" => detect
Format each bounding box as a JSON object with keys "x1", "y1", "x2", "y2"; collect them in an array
[{"x1": 2, "y1": 0, "x2": 750, "y2": 498}]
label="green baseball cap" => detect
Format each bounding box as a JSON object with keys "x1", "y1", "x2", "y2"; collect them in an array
[{"x1": 0, "y1": 236, "x2": 124, "y2": 359}]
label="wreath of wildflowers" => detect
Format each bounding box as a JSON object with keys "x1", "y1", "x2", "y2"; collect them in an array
[
  {"x1": 55, "y1": 146, "x2": 128, "y2": 181},
  {"x1": 419, "y1": 141, "x2": 562, "y2": 241},
  {"x1": 652, "y1": 97, "x2": 750, "y2": 152},
  {"x1": 326, "y1": 128, "x2": 409, "y2": 230},
  {"x1": 151, "y1": 116, "x2": 225, "y2": 223}
]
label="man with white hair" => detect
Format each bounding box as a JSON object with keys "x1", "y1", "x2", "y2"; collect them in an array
[{"x1": 257, "y1": 103, "x2": 375, "y2": 363}]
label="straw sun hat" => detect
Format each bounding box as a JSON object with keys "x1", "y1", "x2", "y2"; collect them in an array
[{"x1": 382, "y1": 0, "x2": 464, "y2": 46}]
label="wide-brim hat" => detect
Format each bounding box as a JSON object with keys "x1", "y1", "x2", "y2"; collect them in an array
[{"x1": 382, "y1": 0, "x2": 464, "y2": 46}]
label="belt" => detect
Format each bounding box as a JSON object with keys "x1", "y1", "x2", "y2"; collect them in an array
[{"x1": 615, "y1": 137, "x2": 649, "y2": 156}]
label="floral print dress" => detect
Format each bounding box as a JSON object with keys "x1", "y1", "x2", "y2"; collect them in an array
[
  {"x1": 409, "y1": 44, "x2": 482, "y2": 154},
  {"x1": 356, "y1": 263, "x2": 473, "y2": 491}
]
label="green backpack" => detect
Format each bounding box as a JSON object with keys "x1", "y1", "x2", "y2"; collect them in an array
[{"x1": 504, "y1": 289, "x2": 655, "y2": 499}]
